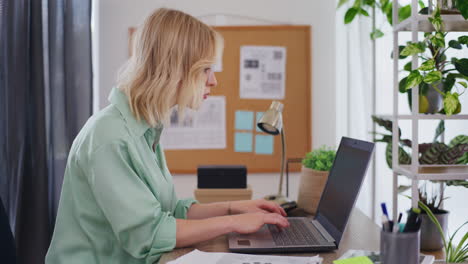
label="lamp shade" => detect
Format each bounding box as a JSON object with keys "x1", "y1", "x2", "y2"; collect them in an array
[{"x1": 257, "y1": 101, "x2": 283, "y2": 135}]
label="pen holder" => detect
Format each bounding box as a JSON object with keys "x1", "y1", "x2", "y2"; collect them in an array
[{"x1": 380, "y1": 230, "x2": 420, "y2": 264}]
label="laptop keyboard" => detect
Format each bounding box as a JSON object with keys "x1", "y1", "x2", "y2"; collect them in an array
[{"x1": 267, "y1": 219, "x2": 327, "y2": 246}]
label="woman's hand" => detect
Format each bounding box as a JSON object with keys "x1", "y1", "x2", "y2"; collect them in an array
[
  {"x1": 229, "y1": 212, "x2": 290, "y2": 234},
  {"x1": 229, "y1": 199, "x2": 287, "y2": 216}
]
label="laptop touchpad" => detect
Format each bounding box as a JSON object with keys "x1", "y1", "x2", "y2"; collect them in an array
[{"x1": 237, "y1": 240, "x2": 251, "y2": 246}]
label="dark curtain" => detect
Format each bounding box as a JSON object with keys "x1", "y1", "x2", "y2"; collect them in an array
[{"x1": 0, "y1": 0, "x2": 92, "y2": 263}]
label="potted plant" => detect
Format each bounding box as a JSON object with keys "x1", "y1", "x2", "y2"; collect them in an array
[
  {"x1": 398, "y1": 7, "x2": 468, "y2": 116},
  {"x1": 418, "y1": 182, "x2": 449, "y2": 250},
  {"x1": 338, "y1": 0, "x2": 468, "y2": 40},
  {"x1": 298, "y1": 147, "x2": 336, "y2": 214},
  {"x1": 373, "y1": 116, "x2": 468, "y2": 249},
  {"x1": 419, "y1": 201, "x2": 468, "y2": 262}
]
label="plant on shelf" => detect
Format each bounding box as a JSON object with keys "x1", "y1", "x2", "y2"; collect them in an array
[
  {"x1": 338, "y1": 0, "x2": 468, "y2": 40},
  {"x1": 372, "y1": 116, "x2": 468, "y2": 185},
  {"x1": 373, "y1": 115, "x2": 467, "y2": 249},
  {"x1": 398, "y1": 7, "x2": 468, "y2": 116},
  {"x1": 298, "y1": 147, "x2": 336, "y2": 214},
  {"x1": 419, "y1": 201, "x2": 468, "y2": 263}
]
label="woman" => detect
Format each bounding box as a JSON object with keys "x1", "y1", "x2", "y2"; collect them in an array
[{"x1": 46, "y1": 8, "x2": 289, "y2": 264}]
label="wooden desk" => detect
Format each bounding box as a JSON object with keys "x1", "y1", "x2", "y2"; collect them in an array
[
  {"x1": 160, "y1": 208, "x2": 380, "y2": 263},
  {"x1": 159, "y1": 208, "x2": 448, "y2": 264}
]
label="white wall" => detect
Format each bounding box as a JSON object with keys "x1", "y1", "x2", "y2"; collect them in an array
[{"x1": 95, "y1": 0, "x2": 337, "y2": 200}]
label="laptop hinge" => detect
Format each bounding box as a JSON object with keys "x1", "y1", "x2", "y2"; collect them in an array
[{"x1": 312, "y1": 220, "x2": 335, "y2": 243}]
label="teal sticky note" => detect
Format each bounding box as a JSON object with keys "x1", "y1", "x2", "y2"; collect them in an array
[
  {"x1": 235, "y1": 132, "x2": 253, "y2": 152},
  {"x1": 255, "y1": 134, "x2": 274, "y2": 155},
  {"x1": 235, "y1": 111, "x2": 254, "y2": 130},
  {"x1": 256, "y1": 112, "x2": 264, "y2": 132}
]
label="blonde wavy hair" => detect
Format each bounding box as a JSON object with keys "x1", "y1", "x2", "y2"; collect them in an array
[{"x1": 117, "y1": 8, "x2": 223, "y2": 127}]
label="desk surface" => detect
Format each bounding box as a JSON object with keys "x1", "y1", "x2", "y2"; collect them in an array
[{"x1": 159, "y1": 208, "x2": 445, "y2": 264}]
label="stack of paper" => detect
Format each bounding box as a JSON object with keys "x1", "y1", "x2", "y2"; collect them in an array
[{"x1": 168, "y1": 249, "x2": 323, "y2": 264}]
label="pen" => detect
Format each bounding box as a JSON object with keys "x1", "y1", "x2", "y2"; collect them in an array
[
  {"x1": 381, "y1": 215, "x2": 390, "y2": 232},
  {"x1": 381, "y1": 203, "x2": 389, "y2": 219}
]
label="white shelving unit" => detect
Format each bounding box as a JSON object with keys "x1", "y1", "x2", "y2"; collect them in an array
[{"x1": 390, "y1": 0, "x2": 468, "y2": 220}]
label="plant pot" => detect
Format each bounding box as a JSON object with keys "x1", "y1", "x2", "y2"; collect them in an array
[
  {"x1": 420, "y1": 210, "x2": 449, "y2": 251},
  {"x1": 408, "y1": 83, "x2": 443, "y2": 114},
  {"x1": 297, "y1": 166, "x2": 329, "y2": 214},
  {"x1": 438, "y1": 0, "x2": 461, "y2": 14}
]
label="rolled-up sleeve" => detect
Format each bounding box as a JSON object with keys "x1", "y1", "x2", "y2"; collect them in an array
[
  {"x1": 173, "y1": 198, "x2": 198, "y2": 219},
  {"x1": 87, "y1": 139, "x2": 176, "y2": 264}
]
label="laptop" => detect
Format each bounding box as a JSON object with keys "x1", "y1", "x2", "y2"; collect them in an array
[{"x1": 228, "y1": 137, "x2": 375, "y2": 253}]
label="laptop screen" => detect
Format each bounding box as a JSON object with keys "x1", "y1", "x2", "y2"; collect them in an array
[{"x1": 315, "y1": 137, "x2": 374, "y2": 245}]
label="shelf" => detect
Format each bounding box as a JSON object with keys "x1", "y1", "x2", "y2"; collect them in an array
[
  {"x1": 394, "y1": 14, "x2": 468, "y2": 32},
  {"x1": 394, "y1": 164, "x2": 468, "y2": 180},
  {"x1": 374, "y1": 114, "x2": 468, "y2": 120}
]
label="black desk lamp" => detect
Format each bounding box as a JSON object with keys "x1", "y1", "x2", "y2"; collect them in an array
[{"x1": 257, "y1": 101, "x2": 289, "y2": 205}]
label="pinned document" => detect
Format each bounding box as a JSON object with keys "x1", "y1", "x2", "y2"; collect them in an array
[{"x1": 240, "y1": 46, "x2": 286, "y2": 99}]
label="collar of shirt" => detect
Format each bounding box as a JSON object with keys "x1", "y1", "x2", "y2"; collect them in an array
[{"x1": 108, "y1": 87, "x2": 163, "y2": 145}]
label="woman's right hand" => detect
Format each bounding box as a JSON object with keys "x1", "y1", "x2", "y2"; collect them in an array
[{"x1": 230, "y1": 212, "x2": 290, "y2": 234}]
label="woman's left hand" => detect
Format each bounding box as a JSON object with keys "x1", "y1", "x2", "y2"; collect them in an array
[{"x1": 229, "y1": 199, "x2": 287, "y2": 216}]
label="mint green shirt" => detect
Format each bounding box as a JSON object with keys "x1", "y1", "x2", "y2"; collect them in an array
[{"x1": 46, "y1": 88, "x2": 197, "y2": 264}]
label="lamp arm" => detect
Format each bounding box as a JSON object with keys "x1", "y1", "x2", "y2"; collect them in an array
[{"x1": 278, "y1": 127, "x2": 286, "y2": 196}]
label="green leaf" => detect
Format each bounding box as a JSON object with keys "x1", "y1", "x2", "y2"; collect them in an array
[
  {"x1": 449, "y1": 40, "x2": 463, "y2": 49},
  {"x1": 419, "y1": 59, "x2": 435, "y2": 71},
  {"x1": 449, "y1": 135, "x2": 468, "y2": 148},
  {"x1": 338, "y1": 0, "x2": 349, "y2": 8},
  {"x1": 398, "y1": 5, "x2": 411, "y2": 23},
  {"x1": 370, "y1": 29, "x2": 384, "y2": 40},
  {"x1": 360, "y1": 8, "x2": 370, "y2": 16},
  {"x1": 406, "y1": 70, "x2": 423, "y2": 90},
  {"x1": 454, "y1": 58, "x2": 468, "y2": 77},
  {"x1": 345, "y1": 7, "x2": 359, "y2": 24},
  {"x1": 418, "y1": 201, "x2": 447, "y2": 249},
  {"x1": 456, "y1": 0, "x2": 468, "y2": 20},
  {"x1": 444, "y1": 74, "x2": 456, "y2": 92},
  {"x1": 441, "y1": 144, "x2": 468, "y2": 164},
  {"x1": 352, "y1": 0, "x2": 362, "y2": 8},
  {"x1": 433, "y1": 120, "x2": 445, "y2": 143},
  {"x1": 383, "y1": 1, "x2": 393, "y2": 25},
  {"x1": 371, "y1": 115, "x2": 402, "y2": 137},
  {"x1": 459, "y1": 81, "x2": 468, "y2": 88},
  {"x1": 385, "y1": 143, "x2": 411, "y2": 169},
  {"x1": 423, "y1": 71, "x2": 442, "y2": 84},
  {"x1": 401, "y1": 42, "x2": 426, "y2": 56},
  {"x1": 404, "y1": 61, "x2": 412, "y2": 71},
  {"x1": 420, "y1": 143, "x2": 449, "y2": 164},
  {"x1": 459, "y1": 36, "x2": 468, "y2": 45},
  {"x1": 391, "y1": 45, "x2": 408, "y2": 59},
  {"x1": 399, "y1": 77, "x2": 408, "y2": 93},
  {"x1": 430, "y1": 32, "x2": 446, "y2": 48},
  {"x1": 444, "y1": 92, "x2": 460, "y2": 116},
  {"x1": 429, "y1": 7, "x2": 443, "y2": 32},
  {"x1": 418, "y1": 0, "x2": 425, "y2": 9}
]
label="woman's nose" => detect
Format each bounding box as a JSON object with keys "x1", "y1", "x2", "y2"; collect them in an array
[{"x1": 207, "y1": 72, "x2": 217, "y2": 87}]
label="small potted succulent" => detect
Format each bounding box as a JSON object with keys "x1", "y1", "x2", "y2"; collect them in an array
[{"x1": 298, "y1": 147, "x2": 336, "y2": 214}]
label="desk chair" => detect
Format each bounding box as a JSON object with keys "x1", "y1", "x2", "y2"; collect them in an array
[{"x1": 0, "y1": 199, "x2": 16, "y2": 264}]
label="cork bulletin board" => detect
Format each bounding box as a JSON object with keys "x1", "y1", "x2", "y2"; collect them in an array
[{"x1": 129, "y1": 25, "x2": 311, "y2": 173}]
